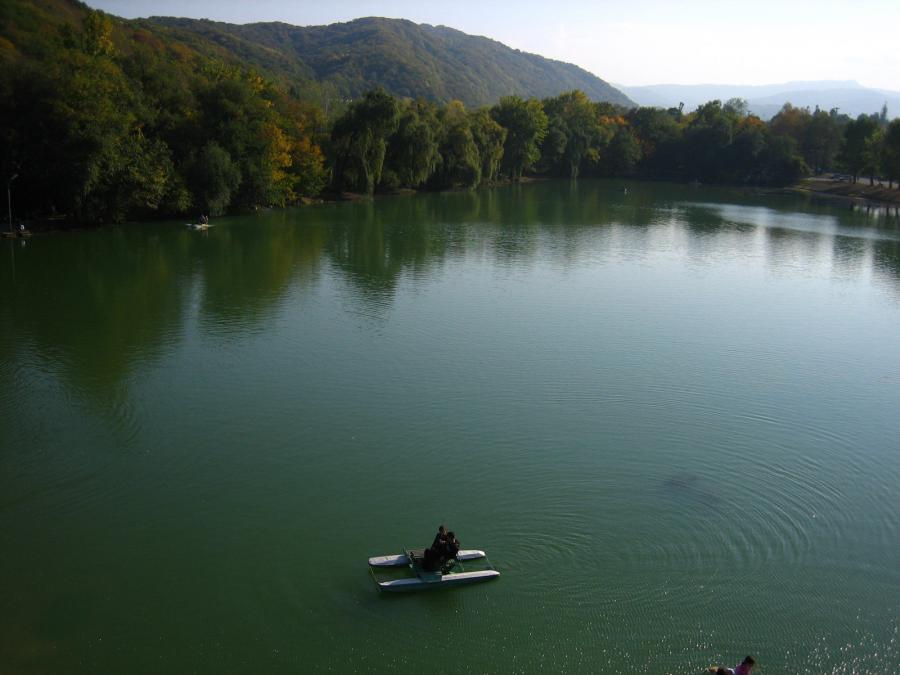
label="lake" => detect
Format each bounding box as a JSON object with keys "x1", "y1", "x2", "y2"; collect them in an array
[{"x1": 1, "y1": 180, "x2": 898, "y2": 673}]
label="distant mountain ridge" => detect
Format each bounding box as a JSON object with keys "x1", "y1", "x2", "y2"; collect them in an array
[
  {"x1": 145, "y1": 16, "x2": 634, "y2": 108},
  {"x1": 616, "y1": 80, "x2": 900, "y2": 119}
]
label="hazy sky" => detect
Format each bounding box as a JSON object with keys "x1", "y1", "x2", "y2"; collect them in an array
[{"x1": 87, "y1": 1, "x2": 900, "y2": 91}]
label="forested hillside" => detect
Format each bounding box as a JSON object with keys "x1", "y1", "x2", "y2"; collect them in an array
[
  {"x1": 145, "y1": 16, "x2": 633, "y2": 109},
  {"x1": 0, "y1": 0, "x2": 330, "y2": 223},
  {"x1": 2, "y1": 0, "x2": 899, "y2": 228}
]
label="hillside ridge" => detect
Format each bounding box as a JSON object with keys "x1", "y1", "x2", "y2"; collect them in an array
[{"x1": 143, "y1": 15, "x2": 633, "y2": 108}]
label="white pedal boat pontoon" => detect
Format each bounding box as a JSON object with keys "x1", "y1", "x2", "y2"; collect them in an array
[
  {"x1": 369, "y1": 548, "x2": 499, "y2": 592},
  {"x1": 368, "y1": 549, "x2": 486, "y2": 567}
]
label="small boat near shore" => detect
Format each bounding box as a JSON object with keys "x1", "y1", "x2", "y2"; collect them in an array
[
  {"x1": 186, "y1": 222, "x2": 211, "y2": 230},
  {"x1": 369, "y1": 548, "x2": 499, "y2": 592},
  {"x1": 4, "y1": 227, "x2": 31, "y2": 238}
]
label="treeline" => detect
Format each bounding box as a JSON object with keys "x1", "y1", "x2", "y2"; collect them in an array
[
  {"x1": 330, "y1": 91, "x2": 900, "y2": 195},
  {"x1": 2, "y1": 7, "x2": 900, "y2": 226}
]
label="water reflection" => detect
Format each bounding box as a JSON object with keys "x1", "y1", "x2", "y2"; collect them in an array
[
  {"x1": 1, "y1": 229, "x2": 190, "y2": 407},
  {"x1": 192, "y1": 216, "x2": 327, "y2": 334},
  {"x1": 831, "y1": 235, "x2": 869, "y2": 281},
  {"x1": 2, "y1": 180, "x2": 900, "y2": 409},
  {"x1": 872, "y1": 238, "x2": 900, "y2": 293}
]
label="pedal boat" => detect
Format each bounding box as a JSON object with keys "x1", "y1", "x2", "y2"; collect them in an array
[{"x1": 369, "y1": 548, "x2": 499, "y2": 592}]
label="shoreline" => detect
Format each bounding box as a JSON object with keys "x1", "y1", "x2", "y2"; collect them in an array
[
  {"x1": 786, "y1": 176, "x2": 900, "y2": 209},
  {"x1": 14, "y1": 175, "x2": 899, "y2": 235},
  {"x1": 11, "y1": 177, "x2": 547, "y2": 234}
]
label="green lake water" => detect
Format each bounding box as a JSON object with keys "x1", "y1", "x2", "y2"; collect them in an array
[{"x1": 1, "y1": 180, "x2": 898, "y2": 673}]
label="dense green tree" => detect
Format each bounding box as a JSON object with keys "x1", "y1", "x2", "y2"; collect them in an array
[
  {"x1": 541, "y1": 90, "x2": 600, "y2": 178},
  {"x1": 432, "y1": 101, "x2": 481, "y2": 189},
  {"x1": 840, "y1": 114, "x2": 880, "y2": 182},
  {"x1": 682, "y1": 100, "x2": 737, "y2": 182},
  {"x1": 331, "y1": 88, "x2": 399, "y2": 194},
  {"x1": 627, "y1": 106, "x2": 683, "y2": 178},
  {"x1": 723, "y1": 97, "x2": 749, "y2": 118},
  {"x1": 469, "y1": 108, "x2": 506, "y2": 183},
  {"x1": 862, "y1": 127, "x2": 885, "y2": 186},
  {"x1": 0, "y1": 41, "x2": 189, "y2": 223},
  {"x1": 187, "y1": 142, "x2": 241, "y2": 216},
  {"x1": 382, "y1": 100, "x2": 439, "y2": 189},
  {"x1": 769, "y1": 104, "x2": 849, "y2": 176},
  {"x1": 81, "y1": 9, "x2": 115, "y2": 57},
  {"x1": 883, "y1": 119, "x2": 900, "y2": 189},
  {"x1": 490, "y1": 96, "x2": 548, "y2": 180},
  {"x1": 770, "y1": 103, "x2": 811, "y2": 145},
  {"x1": 736, "y1": 119, "x2": 769, "y2": 181},
  {"x1": 758, "y1": 135, "x2": 808, "y2": 186},
  {"x1": 804, "y1": 109, "x2": 843, "y2": 175},
  {"x1": 196, "y1": 76, "x2": 291, "y2": 206},
  {"x1": 603, "y1": 126, "x2": 642, "y2": 176},
  {"x1": 274, "y1": 97, "x2": 329, "y2": 199}
]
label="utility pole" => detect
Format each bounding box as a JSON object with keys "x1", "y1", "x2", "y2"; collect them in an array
[{"x1": 7, "y1": 173, "x2": 17, "y2": 234}]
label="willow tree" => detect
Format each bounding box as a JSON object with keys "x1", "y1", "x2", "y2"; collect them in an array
[
  {"x1": 490, "y1": 95, "x2": 548, "y2": 180},
  {"x1": 469, "y1": 108, "x2": 506, "y2": 184},
  {"x1": 433, "y1": 101, "x2": 481, "y2": 189},
  {"x1": 884, "y1": 119, "x2": 900, "y2": 188},
  {"x1": 331, "y1": 89, "x2": 400, "y2": 194},
  {"x1": 382, "y1": 99, "x2": 439, "y2": 189}
]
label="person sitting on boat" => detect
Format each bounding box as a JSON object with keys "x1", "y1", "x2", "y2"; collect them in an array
[
  {"x1": 707, "y1": 656, "x2": 755, "y2": 675},
  {"x1": 733, "y1": 656, "x2": 755, "y2": 675},
  {"x1": 440, "y1": 532, "x2": 461, "y2": 573},
  {"x1": 431, "y1": 525, "x2": 447, "y2": 551},
  {"x1": 423, "y1": 525, "x2": 448, "y2": 571},
  {"x1": 444, "y1": 532, "x2": 459, "y2": 558}
]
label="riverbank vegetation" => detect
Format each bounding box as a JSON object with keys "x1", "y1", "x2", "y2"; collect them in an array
[{"x1": 2, "y1": 3, "x2": 900, "y2": 226}]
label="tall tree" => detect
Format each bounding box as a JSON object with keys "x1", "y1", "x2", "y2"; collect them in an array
[
  {"x1": 196, "y1": 75, "x2": 294, "y2": 207},
  {"x1": 770, "y1": 103, "x2": 811, "y2": 145},
  {"x1": 882, "y1": 119, "x2": 900, "y2": 189},
  {"x1": 804, "y1": 109, "x2": 842, "y2": 175},
  {"x1": 862, "y1": 127, "x2": 885, "y2": 186},
  {"x1": 490, "y1": 96, "x2": 548, "y2": 180},
  {"x1": 331, "y1": 89, "x2": 399, "y2": 194},
  {"x1": 433, "y1": 101, "x2": 481, "y2": 189},
  {"x1": 187, "y1": 141, "x2": 241, "y2": 216},
  {"x1": 627, "y1": 106, "x2": 683, "y2": 178},
  {"x1": 759, "y1": 135, "x2": 807, "y2": 186},
  {"x1": 682, "y1": 100, "x2": 737, "y2": 182},
  {"x1": 382, "y1": 99, "x2": 439, "y2": 189},
  {"x1": 469, "y1": 108, "x2": 506, "y2": 184},
  {"x1": 840, "y1": 114, "x2": 880, "y2": 182},
  {"x1": 604, "y1": 126, "x2": 641, "y2": 176},
  {"x1": 541, "y1": 90, "x2": 600, "y2": 179}
]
